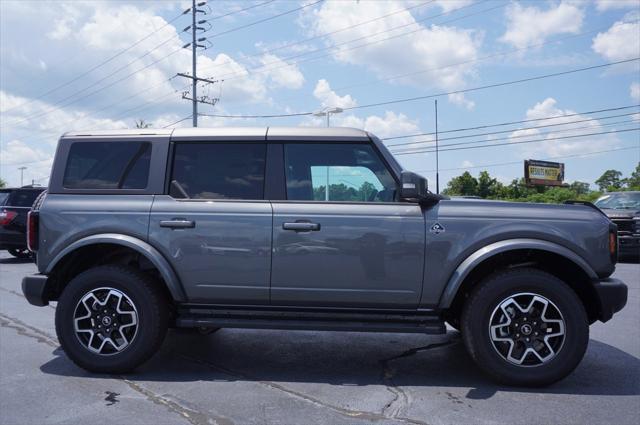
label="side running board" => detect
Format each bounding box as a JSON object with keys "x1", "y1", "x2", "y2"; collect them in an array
[{"x1": 175, "y1": 306, "x2": 446, "y2": 334}]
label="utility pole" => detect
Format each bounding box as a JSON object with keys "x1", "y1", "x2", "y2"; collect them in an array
[
  {"x1": 191, "y1": 0, "x2": 197, "y2": 127},
  {"x1": 18, "y1": 166, "x2": 26, "y2": 187},
  {"x1": 435, "y1": 100, "x2": 440, "y2": 194},
  {"x1": 176, "y1": 1, "x2": 218, "y2": 127}
]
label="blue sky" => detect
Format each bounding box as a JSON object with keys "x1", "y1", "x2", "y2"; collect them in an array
[{"x1": 0, "y1": 0, "x2": 639, "y2": 189}]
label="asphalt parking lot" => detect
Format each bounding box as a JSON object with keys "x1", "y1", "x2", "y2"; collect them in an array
[{"x1": 0, "y1": 252, "x2": 638, "y2": 425}]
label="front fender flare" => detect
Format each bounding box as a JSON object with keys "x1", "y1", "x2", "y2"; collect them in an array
[
  {"x1": 438, "y1": 238, "x2": 598, "y2": 308},
  {"x1": 46, "y1": 233, "x2": 186, "y2": 302}
]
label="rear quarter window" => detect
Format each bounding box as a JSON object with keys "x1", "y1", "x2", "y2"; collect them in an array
[{"x1": 63, "y1": 141, "x2": 151, "y2": 189}]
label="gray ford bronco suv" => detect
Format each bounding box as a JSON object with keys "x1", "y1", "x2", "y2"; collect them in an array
[{"x1": 22, "y1": 127, "x2": 626, "y2": 386}]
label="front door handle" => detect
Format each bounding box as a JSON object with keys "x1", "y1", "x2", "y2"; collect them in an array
[
  {"x1": 282, "y1": 222, "x2": 320, "y2": 232},
  {"x1": 160, "y1": 219, "x2": 195, "y2": 229}
]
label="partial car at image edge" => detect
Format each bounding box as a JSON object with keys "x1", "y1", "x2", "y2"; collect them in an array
[{"x1": 0, "y1": 185, "x2": 46, "y2": 259}]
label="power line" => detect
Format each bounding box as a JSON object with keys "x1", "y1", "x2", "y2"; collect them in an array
[
  {"x1": 310, "y1": 20, "x2": 636, "y2": 103},
  {"x1": 198, "y1": 111, "x2": 314, "y2": 118},
  {"x1": 207, "y1": 0, "x2": 323, "y2": 39},
  {"x1": 197, "y1": 0, "x2": 438, "y2": 76},
  {"x1": 3, "y1": 47, "x2": 185, "y2": 128},
  {"x1": 204, "y1": 59, "x2": 640, "y2": 119},
  {"x1": 387, "y1": 110, "x2": 640, "y2": 148},
  {"x1": 1, "y1": 9, "x2": 189, "y2": 115},
  {"x1": 208, "y1": 0, "x2": 277, "y2": 21},
  {"x1": 205, "y1": 0, "x2": 496, "y2": 81},
  {"x1": 345, "y1": 58, "x2": 640, "y2": 112},
  {"x1": 415, "y1": 145, "x2": 640, "y2": 173},
  {"x1": 392, "y1": 127, "x2": 640, "y2": 155},
  {"x1": 162, "y1": 115, "x2": 193, "y2": 128},
  {"x1": 383, "y1": 104, "x2": 640, "y2": 140},
  {"x1": 391, "y1": 118, "x2": 640, "y2": 153}
]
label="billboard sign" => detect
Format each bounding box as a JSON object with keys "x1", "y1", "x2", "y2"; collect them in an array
[{"x1": 524, "y1": 160, "x2": 564, "y2": 186}]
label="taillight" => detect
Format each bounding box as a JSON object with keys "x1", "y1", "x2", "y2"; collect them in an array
[
  {"x1": 0, "y1": 209, "x2": 17, "y2": 226},
  {"x1": 27, "y1": 211, "x2": 39, "y2": 252},
  {"x1": 609, "y1": 227, "x2": 618, "y2": 264}
]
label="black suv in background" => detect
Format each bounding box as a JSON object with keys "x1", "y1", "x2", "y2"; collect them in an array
[
  {"x1": 0, "y1": 186, "x2": 46, "y2": 258},
  {"x1": 595, "y1": 191, "x2": 640, "y2": 259}
]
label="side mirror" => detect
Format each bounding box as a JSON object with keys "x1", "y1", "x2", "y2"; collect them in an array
[
  {"x1": 400, "y1": 171, "x2": 428, "y2": 199},
  {"x1": 400, "y1": 171, "x2": 442, "y2": 205}
]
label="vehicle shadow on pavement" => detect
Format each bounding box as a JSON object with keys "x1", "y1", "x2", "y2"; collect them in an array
[
  {"x1": 40, "y1": 329, "x2": 640, "y2": 399},
  {"x1": 0, "y1": 257, "x2": 34, "y2": 265}
]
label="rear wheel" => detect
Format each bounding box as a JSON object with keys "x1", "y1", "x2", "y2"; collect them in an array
[
  {"x1": 8, "y1": 248, "x2": 31, "y2": 259},
  {"x1": 461, "y1": 268, "x2": 589, "y2": 386},
  {"x1": 55, "y1": 265, "x2": 169, "y2": 373}
]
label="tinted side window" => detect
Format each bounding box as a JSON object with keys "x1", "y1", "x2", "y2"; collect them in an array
[
  {"x1": 63, "y1": 142, "x2": 151, "y2": 189},
  {"x1": 284, "y1": 143, "x2": 397, "y2": 202},
  {"x1": 6, "y1": 190, "x2": 42, "y2": 207},
  {"x1": 171, "y1": 143, "x2": 266, "y2": 200}
]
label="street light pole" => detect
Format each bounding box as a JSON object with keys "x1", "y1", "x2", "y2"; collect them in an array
[{"x1": 18, "y1": 166, "x2": 27, "y2": 187}]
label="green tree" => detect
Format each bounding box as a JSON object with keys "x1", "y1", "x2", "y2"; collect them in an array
[
  {"x1": 0, "y1": 177, "x2": 6, "y2": 188},
  {"x1": 443, "y1": 171, "x2": 478, "y2": 196},
  {"x1": 359, "y1": 181, "x2": 377, "y2": 201},
  {"x1": 569, "y1": 181, "x2": 590, "y2": 195},
  {"x1": 134, "y1": 119, "x2": 151, "y2": 128},
  {"x1": 477, "y1": 171, "x2": 500, "y2": 198},
  {"x1": 595, "y1": 169, "x2": 623, "y2": 192},
  {"x1": 624, "y1": 163, "x2": 640, "y2": 190}
]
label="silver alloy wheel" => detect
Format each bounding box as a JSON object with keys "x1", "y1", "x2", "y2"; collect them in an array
[
  {"x1": 73, "y1": 287, "x2": 139, "y2": 355},
  {"x1": 489, "y1": 292, "x2": 566, "y2": 367}
]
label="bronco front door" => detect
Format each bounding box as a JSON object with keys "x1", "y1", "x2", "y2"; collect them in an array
[{"x1": 270, "y1": 142, "x2": 425, "y2": 308}]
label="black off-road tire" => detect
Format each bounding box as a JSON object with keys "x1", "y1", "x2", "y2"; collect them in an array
[
  {"x1": 461, "y1": 268, "x2": 589, "y2": 386},
  {"x1": 55, "y1": 265, "x2": 169, "y2": 373}
]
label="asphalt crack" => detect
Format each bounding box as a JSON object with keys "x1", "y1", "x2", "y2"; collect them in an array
[
  {"x1": 0, "y1": 285, "x2": 56, "y2": 310},
  {"x1": 0, "y1": 312, "x2": 58, "y2": 347},
  {"x1": 379, "y1": 337, "x2": 461, "y2": 424},
  {"x1": 119, "y1": 377, "x2": 233, "y2": 425},
  {"x1": 179, "y1": 353, "x2": 397, "y2": 423}
]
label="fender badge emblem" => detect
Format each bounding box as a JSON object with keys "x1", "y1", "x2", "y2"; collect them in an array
[{"x1": 430, "y1": 222, "x2": 445, "y2": 234}]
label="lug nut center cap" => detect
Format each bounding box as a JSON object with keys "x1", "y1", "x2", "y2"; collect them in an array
[
  {"x1": 520, "y1": 323, "x2": 532, "y2": 336},
  {"x1": 101, "y1": 316, "x2": 112, "y2": 327}
]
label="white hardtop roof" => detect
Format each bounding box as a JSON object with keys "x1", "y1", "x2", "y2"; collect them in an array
[{"x1": 62, "y1": 126, "x2": 371, "y2": 141}]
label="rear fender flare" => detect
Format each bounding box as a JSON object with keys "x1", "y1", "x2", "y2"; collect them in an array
[{"x1": 45, "y1": 233, "x2": 186, "y2": 301}]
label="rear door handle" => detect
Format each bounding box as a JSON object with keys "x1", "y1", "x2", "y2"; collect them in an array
[
  {"x1": 282, "y1": 222, "x2": 320, "y2": 232},
  {"x1": 160, "y1": 219, "x2": 195, "y2": 229}
]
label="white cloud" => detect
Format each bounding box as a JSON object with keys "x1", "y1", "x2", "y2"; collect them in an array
[
  {"x1": 595, "y1": 0, "x2": 640, "y2": 12},
  {"x1": 460, "y1": 160, "x2": 474, "y2": 168},
  {"x1": 500, "y1": 2, "x2": 584, "y2": 49},
  {"x1": 448, "y1": 92, "x2": 475, "y2": 110},
  {"x1": 303, "y1": 1, "x2": 482, "y2": 109},
  {"x1": 313, "y1": 79, "x2": 357, "y2": 109},
  {"x1": 433, "y1": 0, "x2": 475, "y2": 13},
  {"x1": 631, "y1": 82, "x2": 640, "y2": 101},
  {"x1": 592, "y1": 18, "x2": 640, "y2": 62},
  {"x1": 0, "y1": 139, "x2": 54, "y2": 187},
  {"x1": 259, "y1": 54, "x2": 305, "y2": 89},
  {"x1": 512, "y1": 98, "x2": 619, "y2": 157}
]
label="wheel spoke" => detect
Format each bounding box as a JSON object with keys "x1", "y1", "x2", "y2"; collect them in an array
[
  {"x1": 73, "y1": 287, "x2": 139, "y2": 356},
  {"x1": 489, "y1": 292, "x2": 566, "y2": 367}
]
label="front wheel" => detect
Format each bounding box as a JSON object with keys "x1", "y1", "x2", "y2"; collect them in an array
[
  {"x1": 461, "y1": 268, "x2": 589, "y2": 386},
  {"x1": 55, "y1": 265, "x2": 169, "y2": 373}
]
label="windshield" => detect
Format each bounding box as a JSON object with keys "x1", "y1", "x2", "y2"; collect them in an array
[
  {"x1": 0, "y1": 192, "x2": 8, "y2": 206},
  {"x1": 594, "y1": 192, "x2": 640, "y2": 210}
]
